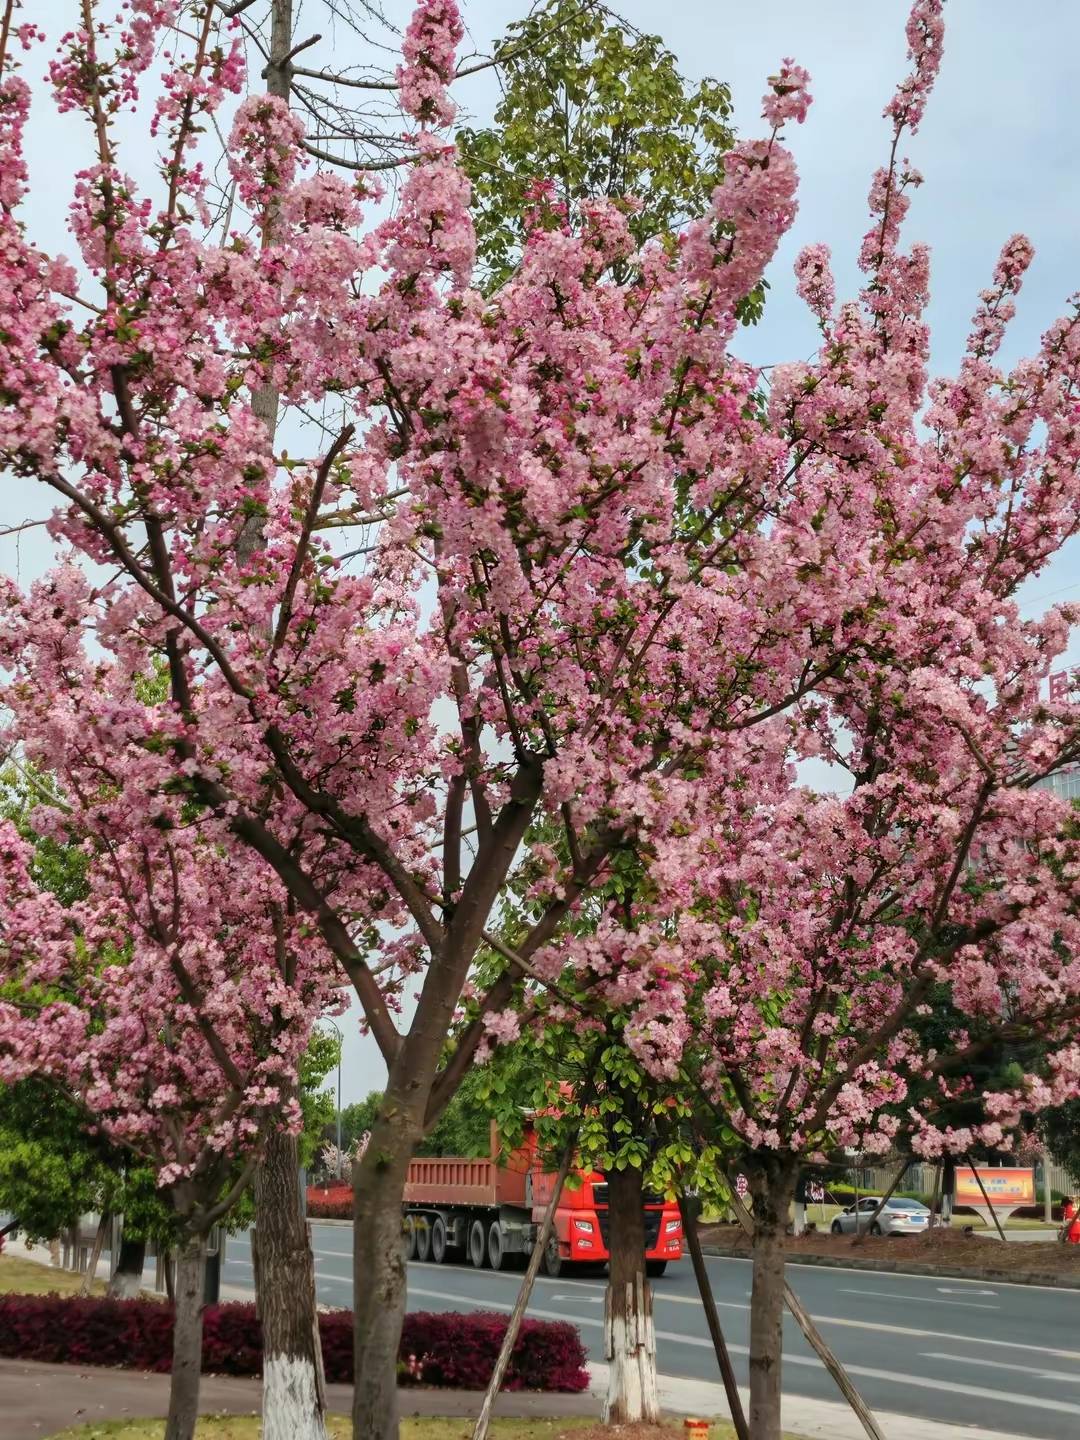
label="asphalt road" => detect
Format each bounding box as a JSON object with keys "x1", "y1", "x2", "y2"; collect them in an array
[{"x1": 223, "y1": 1222, "x2": 1079, "y2": 1440}]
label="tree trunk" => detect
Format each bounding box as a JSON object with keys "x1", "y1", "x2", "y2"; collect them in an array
[
  {"x1": 1043, "y1": 1148, "x2": 1054, "y2": 1224},
  {"x1": 80, "y1": 1212, "x2": 110, "y2": 1295},
  {"x1": 723, "y1": 1164, "x2": 885, "y2": 1440},
  {"x1": 941, "y1": 1156, "x2": 955, "y2": 1224},
  {"x1": 679, "y1": 1193, "x2": 748, "y2": 1440},
  {"x1": 352, "y1": 1104, "x2": 420, "y2": 1440},
  {"x1": 748, "y1": 1161, "x2": 797, "y2": 1440},
  {"x1": 254, "y1": 1129, "x2": 328, "y2": 1440},
  {"x1": 109, "y1": 1229, "x2": 146, "y2": 1299},
  {"x1": 603, "y1": 1164, "x2": 659, "y2": 1425},
  {"x1": 164, "y1": 1232, "x2": 206, "y2": 1440}
]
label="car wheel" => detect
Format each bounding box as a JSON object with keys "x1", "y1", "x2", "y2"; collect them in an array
[
  {"x1": 431, "y1": 1216, "x2": 448, "y2": 1264},
  {"x1": 415, "y1": 1216, "x2": 432, "y2": 1262},
  {"x1": 403, "y1": 1215, "x2": 418, "y2": 1260},
  {"x1": 645, "y1": 1260, "x2": 667, "y2": 1278},
  {"x1": 541, "y1": 1233, "x2": 563, "y2": 1277},
  {"x1": 469, "y1": 1218, "x2": 489, "y2": 1268},
  {"x1": 831, "y1": 1220, "x2": 843, "y2": 1235},
  {"x1": 870, "y1": 1221, "x2": 883, "y2": 1237}
]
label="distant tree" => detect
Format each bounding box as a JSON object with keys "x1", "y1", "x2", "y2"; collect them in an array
[
  {"x1": 339, "y1": 1066, "x2": 504, "y2": 1162},
  {"x1": 1041, "y1": 1102, "x2": 1080, "y2": 1186},
  {"x1": 458, "y1": 0, "x2": 740, "y2": 289}
]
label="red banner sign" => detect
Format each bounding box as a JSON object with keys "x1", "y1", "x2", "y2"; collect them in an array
[{"x1": 955, "y1": 1167, "x2": 1034, "y2": 1207}]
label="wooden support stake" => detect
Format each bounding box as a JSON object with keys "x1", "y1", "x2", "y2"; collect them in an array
[
  {"x1": 678, "y1": 1194, "x2": 749, "y2": 1440},
  {"x1": 472, "y1": 1136, "x2": 577, "y2": 1440},
  {"x1": 79, "y1": 1212, "x2": 110, "y2": 1296},
  {"x1": 853, "y1": 1158, "x2": 911, "y2": 1246},
  {"x1": 723, "y1": 1169, "x2": 887, "y2": 1440},
  {"x1": 966, "y1": 1155, "x2": 1008, "y2": 1242}
]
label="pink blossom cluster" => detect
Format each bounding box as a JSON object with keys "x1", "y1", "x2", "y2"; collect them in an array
[
  {"x1": 396, "y1": 0, "x2": 464, "y2": 127},
  {"x1": 883, "y1": 0, "x2": 944, "y2": 136},
  {"x1": 228, "y1": 95, "x2": 307, "y2": 217},
  {"x1": 0, "y1": 0, "x2": 1076, "y2": 1213},
  {"x1": 762, "y1": 59, "x2": 813, "y2": 129}
]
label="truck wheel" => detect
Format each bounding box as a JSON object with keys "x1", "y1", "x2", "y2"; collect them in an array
[
  {"x1": 469, "y1": 1219, "x2": 489, "y2": 1268},
  {"x1": 403, "y1": 1216, "x2": 418, "y2": 1261},
  {"x1": 488, "y1": 1223, "x2": 509, "y2": 1271},
  {"x1": 645, "y1": 1260, "x2": 667, "y2": 1278},
  {"x1": 431, "y1": 1216, "x2": 449, "y2": 1264},
  {"x1": 415, "y1": 1217, "x2": 432, "y2": 1262},
  {"x1": 541, "y1": 1233, "x2": 563, "y2": 1278}
]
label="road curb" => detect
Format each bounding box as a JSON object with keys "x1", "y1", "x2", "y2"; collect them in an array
[{"x1": 700, "y1": 1243, "x2": 1080, "y2": 1288}]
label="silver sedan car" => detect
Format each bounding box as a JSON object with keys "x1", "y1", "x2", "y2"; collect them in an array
[{"x1": 830, "y1": 1196, "x2": 932, "y2": 1237}]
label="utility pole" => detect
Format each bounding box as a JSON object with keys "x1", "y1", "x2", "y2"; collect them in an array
[{"x1": 325, "y1": 1019, "x2": 344, "y2": 1177}]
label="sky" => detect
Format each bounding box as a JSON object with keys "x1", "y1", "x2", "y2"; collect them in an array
[{"x1": 4, "y1": 1, "x2": 1078, "y2": 1106}]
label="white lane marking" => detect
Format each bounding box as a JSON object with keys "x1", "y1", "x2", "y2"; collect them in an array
[
  {"x1": 551, "y1": 1293, "x2": 603, "y2": 1303},
  {"x1": 937, "y1": 1286, "x2": 996, "y2": 1296},
  {"x1": 921, "y1": 1353, "x2": 1080, "y2": 1385},
  {"x1": 407, "y1": 1286, "x2": 1080, "y2": 1418},
  {"x1": 840, "y1": 1287, "x2": 998, "y2": 1310},
  {"x1": 408, "y1": 1260, "x2": 1079, "y2": 1359}
]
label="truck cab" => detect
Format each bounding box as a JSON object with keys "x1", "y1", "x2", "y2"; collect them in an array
[{"x1": 530, "y1": 1165, "x2": 682, "y2": 1276}]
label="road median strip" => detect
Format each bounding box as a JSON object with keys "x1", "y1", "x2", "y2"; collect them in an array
[{"x1": 700, "y1": 1244, "x2": 1080, "y2": 1289}]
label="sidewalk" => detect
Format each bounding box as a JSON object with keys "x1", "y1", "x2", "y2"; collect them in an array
[
  {"x1": 1, "y1": 1356, "x2": 1029, "y2": 1440},
  {"x1": 0, "y1": 1358, "x2": 601, "y2": 1440}
]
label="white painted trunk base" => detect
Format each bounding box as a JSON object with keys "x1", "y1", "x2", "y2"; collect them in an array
[
  {"x1": 262, "y1": 1354, "x2": 328, "y2": 1440},
  {"x1": 110, "y1": 1271, "x2": 143, "y2": 1300},
  {"x1": 603, "y1": 1278, "x2": 661, "y2": 1424}
]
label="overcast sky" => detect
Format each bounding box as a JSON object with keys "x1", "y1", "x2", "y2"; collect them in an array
[{"x1": 6, "y1": 2, "x2": 1078, "y2": 1105}]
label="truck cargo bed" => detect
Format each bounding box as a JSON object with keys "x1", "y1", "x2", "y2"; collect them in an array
[{"x1": 404, "y1": 1154, "x2": 527, "y2": 1208}]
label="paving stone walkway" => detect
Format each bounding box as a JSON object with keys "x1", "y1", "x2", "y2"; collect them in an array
[{"x1": 0, "y1": 1358, "x2": 600, "y2": 1439}]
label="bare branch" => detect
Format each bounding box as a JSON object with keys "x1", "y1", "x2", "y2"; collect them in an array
[{"x1": 301, "y1": 139, "x2": 418, "y2": 171}]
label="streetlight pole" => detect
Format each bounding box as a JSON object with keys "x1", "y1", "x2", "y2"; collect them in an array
[{"x1": 325, "y1": 1020, "x2": 343, "y2": 1178}]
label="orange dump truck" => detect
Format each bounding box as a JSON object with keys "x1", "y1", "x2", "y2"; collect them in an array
[{"x1": 402, "y1": 1123, "x2": 683, "y2": 1277}]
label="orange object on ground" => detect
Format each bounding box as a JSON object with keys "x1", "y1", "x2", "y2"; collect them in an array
[
  {"x1": 684, "y1": 1421, "x2": 710, "y2": 1440},
  {"x1": 1066, "y1": 1216, "x2": 1080, "y2": 1245}
]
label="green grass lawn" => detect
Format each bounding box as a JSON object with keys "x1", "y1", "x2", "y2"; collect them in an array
[
  {"x1": 43, "y1": 1420, "x2": 800, "y2": 1440},
  {"x1": 0, "y1": 1252, "x2": 107, "y2": 1296}
]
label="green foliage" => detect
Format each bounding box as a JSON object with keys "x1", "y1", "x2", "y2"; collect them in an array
[
  {"x1": 0, "y1": 1076, "x2": 174, "y2": 1245},
  {"x1": 299, "y1": 1028, "x2": 341, "y2": 1170},
  {"x1": 338, "y1": 1063, "x2": 511, "y2": 1163},
  {"x1": 0, "y1": 764, "x2": 87, "y2": 908},
  {"x1": 459, "y1": 0, "x2": 738, "y2": 289},
  {"x1": 339, "y1": 1091, "x2": 383, "y2": 1153},
  {"x1": 1041, "y1": 1100, "x2": 1080, "y2": 1182}
]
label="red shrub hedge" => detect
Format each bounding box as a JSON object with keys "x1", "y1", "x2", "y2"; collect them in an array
[
  {"x1": 400, "y1": 1310, "x2": 589, "y2": 1392},
  {"x1": 306, "y1": 1185, "x2": 354, "y2": 1220},
  {"x1": 307, "y1": 1197, "x2": 353, "y2": 1220},
  {"x1": 0, "y1": 1294, "x2": 589, "y2": 1392}
]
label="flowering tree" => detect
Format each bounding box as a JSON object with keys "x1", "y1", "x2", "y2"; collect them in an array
[
  {"x1": 0, "y1": 768, "x2": 338, "y2": 1439},
  {"x1": 3, "y1": 4, "x2": 1080, "y2": 1440},
  {"x1": 504, "y1": 7, "x2": 1080, "y2": 1435}
]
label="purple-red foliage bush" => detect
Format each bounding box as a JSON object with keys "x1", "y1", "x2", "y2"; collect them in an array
[
  {"x1": 306, "y1": 1197, "x2": 353, "y2": 1220},
  {"x1": 0, "y1": 1295, "x2": 589, "y2": 1391},
  {"x1": 306, "y1": 1185, "x2": 353, "y2": 1220},
  {"x1": 400, "y1": 1310, "x2": 589, "y2": 1392}
]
